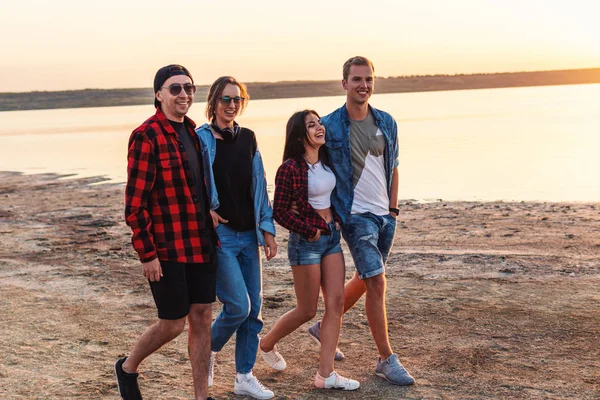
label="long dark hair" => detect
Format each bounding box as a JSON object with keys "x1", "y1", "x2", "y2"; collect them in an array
[{"x1": 282, "y1": 110, "x2": 331, "y2": 169}]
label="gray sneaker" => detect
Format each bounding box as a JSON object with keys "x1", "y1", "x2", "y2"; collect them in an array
[
  {"x1": 375, "y1": 354, "x2": 415, "y2": 386},
  {"x1": 307, "y1": 321, "x2": 345, "y2": 361}
]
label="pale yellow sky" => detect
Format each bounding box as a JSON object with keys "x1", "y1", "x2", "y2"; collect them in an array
[{"x1": 1, "y1": 0, "x2": 599, "y2": 92}]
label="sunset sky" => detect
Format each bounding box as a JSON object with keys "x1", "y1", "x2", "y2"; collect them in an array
[{"x1": 2, "y1": 0, "x2": 599, "y2": 92}]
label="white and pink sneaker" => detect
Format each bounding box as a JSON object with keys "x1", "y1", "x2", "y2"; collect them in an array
[
  {"x1": 259, "y1": 340, "x2": 287, "y2": 371},
  {"x1": 314, "y1": 371, "x2": 360, "y2": 390}
]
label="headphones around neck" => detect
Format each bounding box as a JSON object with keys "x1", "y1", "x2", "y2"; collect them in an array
[{"x1": 210, "y1": 120, "x2": 241, "y2": 141}]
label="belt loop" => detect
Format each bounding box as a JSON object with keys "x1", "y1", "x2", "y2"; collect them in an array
[{"x1": 328, "y1": 220, "x2": 336, "y2": 232}]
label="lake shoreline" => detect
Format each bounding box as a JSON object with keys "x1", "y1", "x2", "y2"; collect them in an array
[
  {"x1": 2, "y1": 83, "x2": 599, "y2": 203},
  {"x1": 1, "y1": 171, "x2": 598, "y2": 399},
  {"x1": 2, "y1": 169, "x2": 594, "y2": 205},
  {"x1": 1, "y1": 67, "x2": 599, "y2": 112}
]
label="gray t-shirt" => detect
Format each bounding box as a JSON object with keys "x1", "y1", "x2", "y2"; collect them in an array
[{"x1": 349, "y1": 112, "x2": 389, "y2": 215}]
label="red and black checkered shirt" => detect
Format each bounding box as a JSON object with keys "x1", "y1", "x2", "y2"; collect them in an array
[
  {"x1": 273, "y1": 157, "x2": 340, "y2": 239},
  {"x1": 125, "y1": 108, "x2": 214, "y2": 263}
]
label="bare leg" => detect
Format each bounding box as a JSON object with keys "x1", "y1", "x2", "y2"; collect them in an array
[
  {"x1": 317, "y1": 252, "x2": 345, "y2": 377},
  {"x1": 364, "y1": 273, "x2": 393, "y2": 359},
  {"x1": 188, "y1": 303, "x2": 212, "y2": 400},
  {"x1": 260, "y1": 264, "x2": 321, "y2": 352},
  {"x1": 342, "y1": 271, "x2": 367, "y2": 314},
  {"x1": 122, "y1": 318, "x2": 186, "y2": 373}
]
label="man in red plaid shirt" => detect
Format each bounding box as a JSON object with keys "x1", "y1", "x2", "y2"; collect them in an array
[{"x1": 115, "y1": 65, "x2": 217, "y2": 400}]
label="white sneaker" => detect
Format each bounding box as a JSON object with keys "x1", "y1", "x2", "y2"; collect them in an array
[
  {"x1": 208, "y1": 351, "x2": 216, "y2": 387},
  {"x1": 260, "y1": 342, "x2": 287, "y2": 371},
  {"x1": 314, "y1": 371, "x2": 360, "y2": 391},
  {"x1": 233, "y1": 372, "x2": 274, "y2": 399}
]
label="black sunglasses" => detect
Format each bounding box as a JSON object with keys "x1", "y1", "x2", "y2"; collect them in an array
[
  {"x1": 162, "y1": 83, "x2": 196, "y2": 96},
  {"x1": 219, "y1": 96, "x2": 245, "y2": 105}
]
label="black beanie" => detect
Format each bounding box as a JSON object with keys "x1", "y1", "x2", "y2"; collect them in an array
[{"x1": 153, "y1": 64, "x2": 194, "y2": 108}]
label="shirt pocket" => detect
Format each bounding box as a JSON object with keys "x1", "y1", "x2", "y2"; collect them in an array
[
  {"x1": 325, "y1": 140, "x2": 343, "y2": 151},
  {"x1": 157, "y1": 156, "x2": 183, "y2": 188},
  {"x1": 158, "y1": 156, "x2": 182, "y2": 169}
]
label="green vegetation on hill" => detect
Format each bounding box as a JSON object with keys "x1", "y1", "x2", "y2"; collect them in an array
[{"x1": 1, "y1": 68, "x2": 599, "y2": 112}]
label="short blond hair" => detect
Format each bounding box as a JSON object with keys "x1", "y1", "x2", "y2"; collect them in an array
[{"x1": 342, "y1": 56, "x2": 375, "y2": 81}]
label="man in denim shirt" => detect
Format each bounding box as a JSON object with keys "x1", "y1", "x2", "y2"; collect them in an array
[{"x1": 309, "y1": 56, "x2": 415, "y2": 386}]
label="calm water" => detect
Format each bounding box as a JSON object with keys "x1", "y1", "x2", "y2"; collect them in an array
[{"x1": 1, "y1": 84, "x2": 599, "y2": 202}]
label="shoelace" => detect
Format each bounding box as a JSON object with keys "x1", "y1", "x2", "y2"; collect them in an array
[
  {"x1": 333, "y1": 373, "x2": 346, "y2": 384},
  {"x1": 263, "y1": 349, "x2": 281, "y2": 364},
  {"x1": 247, "y1": 376, "x2": 268, "y2": 391},
  {"x1": 387, "y1": 359, "x2": 405, "y2": 374},
  {"x1": 326, "y1": 372, "x2": 347, "y2": 388}
]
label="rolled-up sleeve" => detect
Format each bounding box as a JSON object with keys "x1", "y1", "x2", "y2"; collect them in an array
[{"x1": 391, "y1": 118, "x2": 399, "y2": 169}]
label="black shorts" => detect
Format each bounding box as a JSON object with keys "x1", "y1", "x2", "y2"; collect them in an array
[{"x1": 149, "y1": 260, "x2": 217, "y2": 320}]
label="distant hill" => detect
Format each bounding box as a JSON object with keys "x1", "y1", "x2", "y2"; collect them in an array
[{"x1": 1, "y1": 68, "x2": 599, "y2": 112}]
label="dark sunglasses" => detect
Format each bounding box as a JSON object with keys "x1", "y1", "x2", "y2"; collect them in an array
[
  {"x1": 162, "y1": 83, "x2": 196, "y2": 96},
  {"x1": 219, "y1": 96, "x2": 245, "y2": 105}
]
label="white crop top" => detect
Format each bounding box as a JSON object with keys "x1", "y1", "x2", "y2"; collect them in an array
[{"x1": 307, "y1": 161, "x2": 336, "y2": 210}]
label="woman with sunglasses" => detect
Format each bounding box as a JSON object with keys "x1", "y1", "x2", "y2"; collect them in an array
[
  {"x1": 195, "y1": 76, "x2": 277, "y2": 400},
  {"x1": 259, "y1": 110, "x2": 360, "y2": 391}
]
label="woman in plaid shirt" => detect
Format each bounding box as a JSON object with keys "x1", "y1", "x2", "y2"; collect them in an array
[{"x1": 259, "y1": 110, "x2": 360, "y2": 391}]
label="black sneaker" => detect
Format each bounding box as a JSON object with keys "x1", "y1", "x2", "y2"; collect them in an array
[{"x1": 115, "y1": 357, "x2": 143, "y2": 400}]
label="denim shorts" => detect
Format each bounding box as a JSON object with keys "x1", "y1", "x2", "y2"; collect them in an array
[
  {"x1": 341, "y1": 212, "x2": 397, "y2": 280},
  {"x1": 287, "y1": 221, "x2": 342, "y2": 266}
]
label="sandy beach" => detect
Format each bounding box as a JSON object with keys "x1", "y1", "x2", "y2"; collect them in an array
[{"x1": 1, "y1": 171, "x2": 599, "y2": 399}]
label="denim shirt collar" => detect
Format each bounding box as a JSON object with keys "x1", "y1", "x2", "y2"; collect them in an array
[{"x1": 339, "y1": 103, "x2": 384, "y2": 128}]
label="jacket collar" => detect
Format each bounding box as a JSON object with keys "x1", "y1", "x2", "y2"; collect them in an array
[{"x1": 341, "y1": 103, "x2": 383, "y2": 125}]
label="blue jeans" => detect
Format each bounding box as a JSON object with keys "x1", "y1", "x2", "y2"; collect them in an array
[
  {"x1": 342, "y1": 212, "x2": 397, "y2": 279},
  {"x1": 211, "y1": 224, "x2": 264, "y2": 374}
]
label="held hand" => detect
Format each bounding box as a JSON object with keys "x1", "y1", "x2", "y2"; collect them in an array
[
  {"x1": 263, "y1": 232, "x2": 277, "y2": 261},
  {"x1": 308, "y1": 229, "x2": 321, "y2": 242},
  {"x1": 289, "y1": 201, "x2": 299, "y2": 215},
  {"x1": 210, "y1": 210, "x2": 228, "y2": 228},
  {"x1": 143, "y1": 258, "x2": 162, "y2": 282}
]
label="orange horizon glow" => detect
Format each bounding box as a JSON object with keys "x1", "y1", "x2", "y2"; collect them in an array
[{"x1": 1, "y1": 0, "x2": 599, "y2": 93}]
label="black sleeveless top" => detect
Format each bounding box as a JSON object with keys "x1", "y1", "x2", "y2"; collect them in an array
[{"x1": 213, "y1": 127, "x2": 257, "y2": 231}]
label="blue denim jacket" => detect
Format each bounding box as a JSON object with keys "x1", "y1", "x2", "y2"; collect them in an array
[
  {"x1": 322, "y1": 104, "x2": 399, "y2": 225},
  {"x1": 195, "y1": 123, "x2": 276, "y2": 246}
]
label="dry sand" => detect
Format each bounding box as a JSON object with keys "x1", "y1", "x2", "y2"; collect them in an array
[{"x1": 1, "y1": 171, "x2": 599, "y2": 399}]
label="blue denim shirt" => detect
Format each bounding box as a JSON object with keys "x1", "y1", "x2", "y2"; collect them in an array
[
  {"x1": 195, "y1": 123, "x2": 276, "y2": 246},
  {"x1": 322, "y1": 104, "x2": 399, "y2": 225}
]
